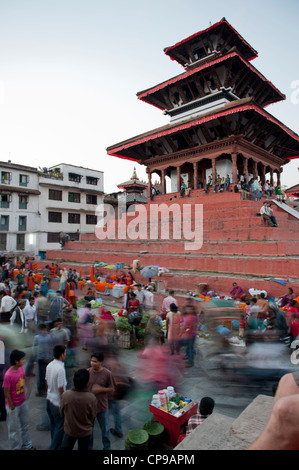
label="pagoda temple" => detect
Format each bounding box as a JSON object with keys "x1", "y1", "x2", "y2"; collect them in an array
[
  {"x1": 107, "y1": 18, "x2": 299, "y2": 193},
  {"x1": 41, "y1": 18, "x2": 299, "y2": 304},
  {"x1": 117, "y1": 167, "x2": 148, "y2": 209}
]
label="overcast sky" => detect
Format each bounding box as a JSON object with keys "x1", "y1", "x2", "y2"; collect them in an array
[{"x1": 0, "y1": 0, "x2": 298, "y2": 193}]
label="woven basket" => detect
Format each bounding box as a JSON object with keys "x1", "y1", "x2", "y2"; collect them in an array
[{"x1": 117, "y1": 330, "x2": 131, "y2": 349}]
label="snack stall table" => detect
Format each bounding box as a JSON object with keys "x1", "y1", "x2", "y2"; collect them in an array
[{"x1": 149, "y1": 401, "x2": 198, "y2": 448}]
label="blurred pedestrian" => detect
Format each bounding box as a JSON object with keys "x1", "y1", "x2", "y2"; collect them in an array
[
  {"x1": 161, "y1": 290, "x2": 178, "y2": 319},
  {"x1": 50, "y1": 317, "x2": 70, "y2": 347},
  {"x1": 49, "y1": 290, "x2": 68, "y2": 322},
  {"x1": 166, "y1": 303, "x2": 183, "y2": 354},
  {"x1": 3, "y1": 349, "x2": 35, "y2": 450},
  {"x1": 87, "y1": 351, "x2": 116, "y2": 450},
  {"x1": 46, "y1": 345, "x2": 67, "y2": 450},
  {"x1": 32, "y1": 324, "x2": 53, "y2": 396},
  {"x1": 10, "y1": 299, "x2": 26, "y2": 333},
  {"x1": 143, "y1": 286, "x2": 154, "y2": 311},
  {"x1": 26, "y1": 271, "x2": 35, "y2": 294},
  {"x1": 180, "y1": 305, "x2": 198, "y2": 367},
  {"x1": 0, "y1": 290, "x2": 17, "y2": 323},
  {"x1": 60, "y1": 369, "x2": 97, "y2": 450},
  {"x1": 36, "y1": 291, "x2": 50, "y2": 324},
  {"x1": 23, "y1": 296, "x2": 37, "y2": 331}
]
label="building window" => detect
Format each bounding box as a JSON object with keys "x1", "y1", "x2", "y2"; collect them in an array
[
  {"x1": 1, "y1": 171, "x2": 11, "y2": 184},
  {"x1": 16, "y1": 233, "x2": 25, "y2": 250},
  {"x1": 0, "y1": 233, "x2": 6, "y2": 250},
  {"x1": 68, "y1": 172, "x2": 82, "y2": 183},
  {"x1": 48, "y1": 211, "x2": 62, "y2": 223},
  {"x1": 68, "y1": 192, "x2": 81, "y2": 203},
  {"x1": 68, "y1": 213, "x2": 80, "y2": 224},
  {"x1": 18, "y1": 216, "x2": 27, "y2": 231},
  {"x1": 86, "y1": 214, "x2": 97, "y2": 225},
  {"x1": 49, "y1": 189, "x2": 62, "y2": 201},
  {"x1": 47, "y1": 232, "x2": 61, "y2": 243},
  {"x1": 0, "y1": 193, "x2": 12, "y2": 208},
  {"x1": 19, "y1": 174, "x2": 29, "y2": 186},
  {"x1": 86, "y1": 176, "x2": 99, "y2": 185},
  {"x1": 19, "y1": 195, "x2": 28, "y2": 209},
  {"x1": 47, "y1": 232, "x2": 80, "y2": 243},
  {"x1": 0, "y1": 215, "x2": 9, "y2": 231},
  {"x1": 86, "y1": 194, "x2": 97, "y2": 205}
]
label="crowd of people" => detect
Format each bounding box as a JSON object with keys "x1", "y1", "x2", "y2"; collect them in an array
[
  {"x1": 0, "y1": 259, "x2": 298, "y2": 450},
  {"x1": 0, "y1": 260, "x2": 210, "y2": 450},
  {"x1": 176, "y1": 172, "x2": 290, "y2": 206},
  {"x1": 226, "y1": 282, "x2": 298, "y2": 342}
]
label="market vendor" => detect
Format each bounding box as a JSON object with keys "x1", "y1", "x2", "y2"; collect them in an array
[
  {"x1": 230, "y1": 282, "x2": 246, "y2": 300},
  {"x1": 84, "y1": 287, "x2": 96, "y2": 301},
  {"x1": 280, "y1": 287, "x2": 296, "y2": 307},
  {"x1": 186, "y1": 397, "x2": 215, "y2": 436}
]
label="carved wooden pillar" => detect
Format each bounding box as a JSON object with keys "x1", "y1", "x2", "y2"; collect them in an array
[
  {"x1": 146, "y1": 168, "x2": 152, "y2": 198},
  {"x1": 161, "y1": 168, "x2": 166, "y2": 195},
  {"x1": 277, "y1": 168, "x2": 281, "y2": 186},
  {"x1": 252, "y1": 161, "x2": 258, "y2": 178},
  {"x1": 193, "y1": 161, "x2": 198, "y2": 190},
  {"x1": 176, "y1": 165, "x2": 181, "y2": 193},
  {"x1": 270, "y1": 169, "x2": 274, "y2": 186},
  {"x1": 260, "y1": 165, "x2": 266, "y2": 185},
  {"x1": 212, "y1": 158, "x2": 216, "y2": 184},
  {"x1": 244, "y1": 157, "x2": 249, "y2": 183},
  {"x1": 231, "y1": 152, "x2": 238, "y2": 184}
]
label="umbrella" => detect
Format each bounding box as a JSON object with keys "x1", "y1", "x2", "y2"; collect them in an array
[{"x1": 140, "y1": 265, "x2": 159, "y2": 282}]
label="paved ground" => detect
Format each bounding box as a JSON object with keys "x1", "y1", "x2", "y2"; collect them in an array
[{"x1": 0, "y1": 338, "x2": 277, "y2": 452}]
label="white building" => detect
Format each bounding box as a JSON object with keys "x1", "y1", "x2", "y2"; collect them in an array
[
  {"x1": 0, "y1": 161, "x2": 104, "y2": 260},
  {"x1": 0, "y1": 161, "x2": 40, "y2": 256},
  {"x1": 38, "y1": 163, "x2": 104, "y2": 257}
]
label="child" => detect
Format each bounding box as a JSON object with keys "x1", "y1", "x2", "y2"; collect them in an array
[
  {"x1": 2, "y1": 349, "x2": 35, "y2": 450},
  {"x1": 239, "y1": 314, "x2": 246, "y2": 339}
]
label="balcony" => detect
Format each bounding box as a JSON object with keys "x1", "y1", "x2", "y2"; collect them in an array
[{"x1": 38, "y1": 168, "x2": 63, "y2": 180}]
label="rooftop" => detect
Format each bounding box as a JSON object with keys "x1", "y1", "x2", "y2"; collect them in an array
[{"x1": 164, "y1": 18, "x2": 258, "y2": 66}]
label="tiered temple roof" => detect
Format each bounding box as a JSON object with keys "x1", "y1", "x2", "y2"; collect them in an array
[
  {"x1": 163, "y1": 17, "x2": 258, "y2": 67},
  {"x1": 107, "y1": 18, "x2": 299, "y2": 189}
]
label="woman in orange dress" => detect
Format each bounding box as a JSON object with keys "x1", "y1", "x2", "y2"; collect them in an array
[{"x1": 27, "y1": 271, "x2": 35, "y2": 294}]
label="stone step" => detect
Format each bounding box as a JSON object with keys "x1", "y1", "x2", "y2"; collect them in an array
[
  {"x1": 45, "y1": 248, "x2": 299, "y2": 281},
  {"x1": 57, "y1": 239, "x2": 299, "y2": 257}
]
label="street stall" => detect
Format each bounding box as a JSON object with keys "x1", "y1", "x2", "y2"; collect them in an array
[{"x1": 149, "y1": 388, "x2": 197, "y2": 448}]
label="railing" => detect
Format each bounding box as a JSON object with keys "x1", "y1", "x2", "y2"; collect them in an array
[{"x1": 38, "y1": 170, "x2": 63, "y2": 180}]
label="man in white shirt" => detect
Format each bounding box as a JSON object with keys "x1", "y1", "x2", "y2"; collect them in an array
[
  {"x1": 260, "y1": 202, "x2": 276, "y2": 227},
  {"x1": 143, "y1": 286, "x2": 154, "y2": 311},
  {"x1": 46, "y1": 344, "x2": 67, "y2": 450},
  {"x1": 0, "y1": 291, "x2": 17, "y2": 322},
  {"x1": 23, "y1": 296, "x2": 37, "y2": 330}
]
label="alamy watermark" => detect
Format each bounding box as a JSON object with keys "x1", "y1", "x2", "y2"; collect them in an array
[
  {"x1": 290, "y1": 340, "x2": 299, "y2": 365},
  {"x1": 94, "y1": 200, "x2": 203, "y2": 251}
]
